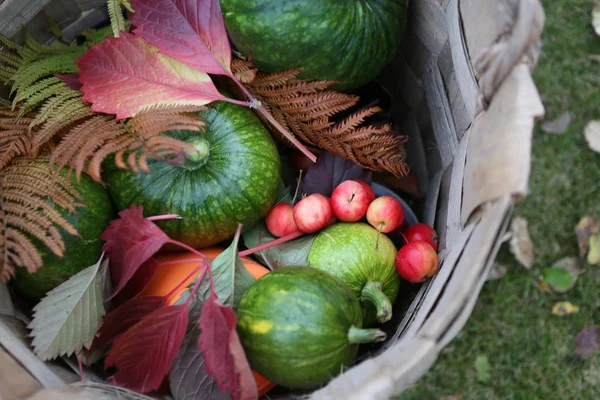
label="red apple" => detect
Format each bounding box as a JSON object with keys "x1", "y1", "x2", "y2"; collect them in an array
[
  {"x1": 366, "y1": 196, "x2": 404, "y2": 233},
  {"x1": 266, "y1": 203, "x2": 299, "y2": 237},
  {"x1": 356, "y1": 180, "x2": 376, "y2": 203},
  {"x1": 403, "y1": 223, "x2": 439, "y2": 251},
  {"x1": 395, "y1": 241, "x2": 439, "y2": 282},
  {"x1": 330, "y1": 180, "x2": 371, "y2": 222},
  {"x1": 325, "y1": 211, "x2": 338, "y2": 227},
  {"x1": 293, "y1": 194, "x2": 333, "y2": 233}
]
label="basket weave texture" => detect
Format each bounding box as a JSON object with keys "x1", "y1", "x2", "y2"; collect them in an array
[{"x1": 0, "y1": 0, "x2": 545, "y2": 399}]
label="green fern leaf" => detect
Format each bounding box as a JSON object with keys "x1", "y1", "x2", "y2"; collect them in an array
[
  {"x1": 0, "y1": 50, "x2": 21, "y2": 69},
  {"x1": 15, "y1": 78, "x2": 66, "y2": 111},
  {"x1": 31, "y1": 90, "x2": 82, "y2": 128},
  {"x1": 0, "y1": 35, "x2": 20, "y2": 51},
  {"x1": 11, "y1": 52, "x2": 83, "y2": 95},
  {"x1": 0, "y1": 98, "x2": 10, "y2": 107},
  {"x1": 108, "y1": 0, "x2": 127, "y2": 38}
]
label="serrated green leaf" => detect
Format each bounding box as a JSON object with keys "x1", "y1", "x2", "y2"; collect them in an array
[
  {"x1": 108, "y1": 0, "x2": 127, "y2": 38},
  {"x1": 543, "y1": 267, "x2": 575, "y2": 293},
  {"x1": 28, "y1": 256, "x2": 109, "y2": 361},
  {"x1": 197, "y1": 225, "x2": 255, "y2": 308},
  {"x1": 243, "y1": 222, "x2": 314, "y2": 270},
  {"x1": 588, "y1": 233, "x2": 600, "y2": 265},
  {"x1": 474, "y1": 355, "x2": 491, "y2": 384}
]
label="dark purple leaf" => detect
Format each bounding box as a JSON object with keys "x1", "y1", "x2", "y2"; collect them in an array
[
  {"x1": 300, "y1": 151, "x2": 372, "y2": 197},
  {"x1": 574, "y1": 325, "x2": 599, "y2": 359}
]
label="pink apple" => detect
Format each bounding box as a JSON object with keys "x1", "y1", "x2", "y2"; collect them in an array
[
  {"x1": 395, "y1": 241, "x2": 439, "y2": 282},
  {"x1": 366, "y1": 196, "x2": 404, "y2": 233},
  {"x1": 356, "y1": 180, "x2": 376, "y2": 203},
  {"x1": 293, "y1": 194, "x2": 332, "y2": 233},
  {"x1": 403, "y1": 223, "x2": 439, "y2": 251},
  {"x1": 266, "y1": 203, "x2": 299, "y2": 237},
  {"x1": 330, "y1": 180, "x2": 371, "y2": 222}
]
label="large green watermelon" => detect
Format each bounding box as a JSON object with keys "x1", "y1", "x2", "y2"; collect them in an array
[
  {"x1": 104, "y1": 101, "x2": 281, "y2": 249},
  {"x1": 220, "y1": 0, "x2": 407, "y2": 91},
  {"x1": 11, "y1": 173, "x2": 116, "y2": 301}
]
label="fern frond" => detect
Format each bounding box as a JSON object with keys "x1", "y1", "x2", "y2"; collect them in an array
[
  {"x1": 17, "y1": 78, "x2": 68, "y2": 114},
  {"x1": 0, "y1": 156, "x2": 81, "y2": 281},
  {"x1": 30, "y1": 90, "x2": 82, "y2": 128},
  {"x1": 0, "y1": 50, "x2": 21, "y2": 69},
  {"x1": 11, "y1": 52, "x2": 83, "y2": 95},
  {"x1": 0, "y1": 99, "x2": 10, "y2": 107},
  {"x1": 108, "y1": 0, "x2": 127, "y2": 38},
  {"x1": 233, "y1": 59, "x2": 408, "y2": 177},
  {"x1": 0, "y1": 107, "x2": 31, "y2": 169}
]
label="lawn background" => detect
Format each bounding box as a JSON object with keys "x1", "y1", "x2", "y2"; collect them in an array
[{"x1": 400, "y1": 1, "x2": 600, "y2": 399}]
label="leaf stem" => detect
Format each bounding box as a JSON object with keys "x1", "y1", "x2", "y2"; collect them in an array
[
  {"x1": 292, "y1": 170, "x2": 303, "y2": 205},
  {"x1": 163, "y1": 263, "x2": 205, "y2": 301},
  {"x1": 167, "y1": 239, "x2": 215, "y2": 294},
  {"x1": 239, "y1": 231, "x2": 304, "y2": 257},
  {"x1": 347, "y1": 326, "x2": 387, "y2": 344},
  {"x1": 147, "y1": 214, "x2": 182, "y2": 222},
  {"x1": 255, "y1": 105, "x2": 317, "y2": 163},
  {"x1": 360, "y1": 281, "x2": 392, "y2": 323}
]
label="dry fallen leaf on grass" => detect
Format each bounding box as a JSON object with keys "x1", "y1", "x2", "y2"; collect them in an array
[
  {"x1": 574, "y1": 326, "x2": 600, "y2": 360},
  {"x1": 541, "y1": 112, "x2": 572, "y2": 134},
  {"x1": 552, "y1": 301, "x2": 580, "y2": 316},
  {"x1": 486, "y1": 263, "x2": 508, "y2": 281},
  {"x1": 576, "y1": 216, "x2": 599, "y2": 259},
  {"x1": 509, "y1": 217, "x2": 534, "y2": 269},
  {"x1": 588, "y1": 233, "x2": 600, "y2": 265},
  {"x1": 593, "y1": 3, "x2": 600, "y2": 36},
  {"x1": 543, "y1": 257, "x2": 582, "y2": 293},
  {"x1": 584, "y1": 121, "x2": 600, "y2": 153}
]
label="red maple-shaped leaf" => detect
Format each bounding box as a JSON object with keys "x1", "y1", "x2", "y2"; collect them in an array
[
  {"x1": 198, "y1": 293, "x2": 257, "y2": 400},
  {"x1": 100, "y1": 205, "x2": 171, "y2": 298},
  {"x1": 97, "y1": 295, "x2": 167, "y2": 346},
  {"x1": 105, "y1": 303, "x2": 188, "y2": 392},
  {"x1": 76, "y1": 32, "x2": 234, "y2": 119},
  {"x1": 130, "y1": 0, "x2": 231, "y2": 75}
]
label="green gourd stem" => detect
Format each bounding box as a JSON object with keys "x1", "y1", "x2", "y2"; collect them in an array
[
  {"x1": 185, "y1": 138, "x2": 211, "y2": 168},
  {"x1": 347, "y1": 325, "x2": 387, "y2": 344},
  {"x1": 360, "y1": 281, "x2": 392, "y2": 323}
]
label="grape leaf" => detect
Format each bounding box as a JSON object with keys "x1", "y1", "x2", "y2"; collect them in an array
[
  {"x1": 198, "y1": 293, "x2": 257, "y2": 400},
  {"x1": 243, "y1": 222, "x2": 314, "y2": 270},
  {"x1": 170, "y1": 330, "x2": 229, "y2": 400},
  {"x1": 197, "y1": 226, "x2": 255, "y2": 308},
  {"x1": 300, "y1": 151, "x2": 372, "y2": 197},
  {"x1": 105, "y1": 303, "x2": 189, "y2": 392},
  {"x1": 100, "y1": 204, "x2": 172, "y2": 298},
  {"x1": 129, "y1": 0, "x2": 232, "y2": 75},
  {"x1": 97, "y1": 295, "x2": 167, "y2": 346},
  {"x1": 29, "y1": 256, "x2": 109, "y2": 361},
  {"x1": 574, "y1": 325, "x2": 600, "y2": 359},
  {"x1": 76, "y1": 32, "x2": 230, "y2": 119}
]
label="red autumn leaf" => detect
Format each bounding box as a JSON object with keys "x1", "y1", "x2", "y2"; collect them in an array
[
  {"x1": 105, "y1": 303, "x2": 188, "y2": 393},
  {"x1": 118, "y1": 256, "x2": 162, "y2": 302},
  {"x1": 97, "y1": 295, "x2": 167, "y2": 346},
  {"x1": 100, "y1": 204, "x2": 172, "y2": 298},
  {"x1": 198, "y1": 293, "x2": 257, "y2": 400},
  {"x1": 76, "y1": 32, "x2": 235, "y2": 119},
  {"x1": 130, "y1": 0, "x2": 231, "y2": 75}
]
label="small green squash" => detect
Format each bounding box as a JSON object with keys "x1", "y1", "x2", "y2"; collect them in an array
[
  {"x1": 103, "y1": 102, "x2": 281, "y2": 249},
  {"x1": 308, "y1": 222, "x2": 400, "y2": 325},
  {"x1": 220, "y1": 0, "x2": 407, "y2": 91},
  {"x1": 11, "y1": 172, "x2": 116, "y2": 301},
  {"x1": 237, "y1": 266, "x2": 386, "y2": 389}
]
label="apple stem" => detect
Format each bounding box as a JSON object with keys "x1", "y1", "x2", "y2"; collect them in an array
[
  {"x1": 239, "y1": 231, "x2": 303, "y2": 257},
  {"x1": 347, "y1": 325, "x2": 387, "y2": 344},
  {"x1": 292, "y1": 169, "x2": 303, "y2": 205},
  {"x1": 360, "y1": 281, "x2": 393, "y2": 323},
  {"x1": 375, "y1": 225, "x2": 383, "y2": 251}
]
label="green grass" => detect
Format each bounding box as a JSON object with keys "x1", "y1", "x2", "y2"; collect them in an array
[{"x1": 400, "y1": 1, "x2": 600, "y2": 399}]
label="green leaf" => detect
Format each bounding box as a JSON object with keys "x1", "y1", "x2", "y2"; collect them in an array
[
  {"x1": 243, "y1": 222, "x2": 315, "y2": 270},
  {"x1": 543, "y1": 258, "x2": 580, "y2": 293},
  {"x1": 474, "y1": 355, "x2": 491, "y2": 384},
  {"x1": 28, "y1": 255, "x2": 109, "y2": 361},
  {"x1": 588, "y1": 233, "x2": 600, "y2": 265},
  {"x1": 198, "y1": 225, "x2": 255, "y2": 308},
  {"x1": 107, "y1": 0, "x2": 127, "y2": 38}
]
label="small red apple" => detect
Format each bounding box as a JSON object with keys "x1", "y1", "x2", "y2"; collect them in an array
[
  {"x1": 366, "y1": 196, "x2": 404, "y2": 233},
  {"x1": 395, "y1": 241, "x2": 439, "y2": 282},
  {"x1": 356, "y1": 180, "x2": 376, "y2": 203},
  {"x1": 325, "y1": 211, "x2": 338, "y2": 227},
  {"x1": 403, "y1": 223, "x2": 439, "y2": 251},
  {"x1": 293, "y1": 194, "x2": 333, "y2": 233},
  {"x1": 330, "y1": 180, "x2": 371, "y2": 222},
  {"x1": 266, "y1": 203, "x2": 299, "y2": 237}
]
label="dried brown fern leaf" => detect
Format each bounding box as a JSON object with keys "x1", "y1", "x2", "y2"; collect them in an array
[
  {"x1": 0, "y1": 156, "x2": 81, "y2": 281},
  {"x1": 231, "y1": 59, "x2": 408, "y2": 177},
  {"x1": 0, "y1": 107, "x2": 32, "y2": 169}
]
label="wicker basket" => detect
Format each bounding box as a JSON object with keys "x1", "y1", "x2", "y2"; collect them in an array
[{"x1": 0, "y1": 0, "x2": 545, "y2": 399}]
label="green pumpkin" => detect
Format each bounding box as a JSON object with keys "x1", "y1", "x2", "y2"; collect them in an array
[
  {"x1": 237, "y1": 266, "x2": 386, "y2": 389},
  {"x1": 220, "y1": 0, "x2": 407, "y2": 91},
  {"x1": 308, "y1": 222, "x2": 400, "y2": 325},
  {"x1": 104, "y1": 101, "x2": 281, "y2": 249},
  {"x1": 11, "y1": 172, "x2": 116, "y2": 301}
]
